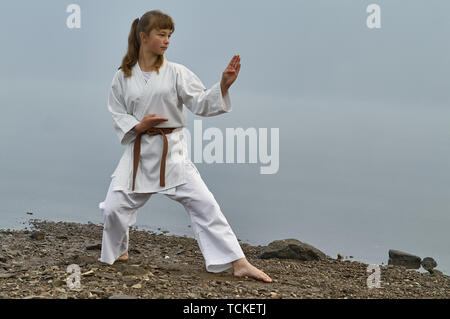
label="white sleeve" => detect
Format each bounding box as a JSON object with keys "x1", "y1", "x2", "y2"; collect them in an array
[
  {"x1": 176, "y1": 64, "x2": 232, "y2": 117},
  {"x1": 107, "y1": 72, "x2": 141, "y2": 145}
]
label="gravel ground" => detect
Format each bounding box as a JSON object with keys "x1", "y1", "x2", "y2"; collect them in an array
[{"x1": 0, "y1": 220, "x2": 449, "y2": 299}]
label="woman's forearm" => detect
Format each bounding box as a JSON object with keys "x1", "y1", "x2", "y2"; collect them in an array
[{"x1": 132, "y1": 115, "x2": 169, "y2": 133}]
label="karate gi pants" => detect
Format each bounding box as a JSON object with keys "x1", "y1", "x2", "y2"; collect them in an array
[{"x1": 98, "y1": 160, "x2": 246, "y2": 273}]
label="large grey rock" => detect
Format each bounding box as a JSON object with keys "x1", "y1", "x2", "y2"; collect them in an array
[
  {"x1": 388, "y1": 249, "x2": 421, "y2": 269},
  {"x1": 421, "y1": 257, "x2": 437, "y2": 273},
  {"x1": 259, "y1": 239, "x2": 328, "y2": 261}
]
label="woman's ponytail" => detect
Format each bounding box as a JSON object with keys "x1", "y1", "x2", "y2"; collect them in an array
[{"x1": 119, "y1": 18, "x2": 140, "y2": 77}]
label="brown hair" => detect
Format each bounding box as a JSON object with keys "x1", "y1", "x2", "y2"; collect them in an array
[{"x1": 119, "y1": 10, "x2": 175, "y2": 77}]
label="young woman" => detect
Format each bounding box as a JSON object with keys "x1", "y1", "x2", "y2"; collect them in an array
[{"x1": 98, "y1": 10, "x2": 272, "y2": 283}]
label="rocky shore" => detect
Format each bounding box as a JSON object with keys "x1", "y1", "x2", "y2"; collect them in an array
[{"x1": 0, "y1": 219, "x2": 449, "y2": 299}]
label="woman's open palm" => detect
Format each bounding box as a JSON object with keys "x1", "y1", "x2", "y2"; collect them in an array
[{"x1": 221, "y1": 55, "x2": 241, "y2": 90}]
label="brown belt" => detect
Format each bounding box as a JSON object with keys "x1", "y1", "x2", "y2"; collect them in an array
[{"x1": 132, "y1": 127, "x2": 181, "y2": 191}]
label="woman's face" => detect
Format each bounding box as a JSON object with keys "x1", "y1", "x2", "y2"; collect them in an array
[{"x1": 140, "y1": 28, "x2": 172, "y2": 56}]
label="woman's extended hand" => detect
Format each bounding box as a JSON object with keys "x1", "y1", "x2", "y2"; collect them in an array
[
  {"x1": 220, "y1": 54, "x2": 241, "y2": 94},
  {"x1": 134, "y1": 114, "x2": 168, "y2": 133}
]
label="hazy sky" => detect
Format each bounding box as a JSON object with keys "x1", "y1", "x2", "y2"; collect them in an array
[{"x1": 1, "y1": 0, "x2": 449, "y2": 273}]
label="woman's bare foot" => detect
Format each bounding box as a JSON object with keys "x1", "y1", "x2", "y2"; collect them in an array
[
  {"x1": 232, "y1": 257, "x2": 272, "y2": 283},
  {"x1": 97, "y1": 251, "x2": 128, "y2": 263},
  {"x1": 117, "y1": 251, "x2": 129, "y2": 261}
]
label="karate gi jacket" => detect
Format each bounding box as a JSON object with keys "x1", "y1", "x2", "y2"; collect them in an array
[{"x1": 107, "y1": 57, "x2": 231, "y2": 194}]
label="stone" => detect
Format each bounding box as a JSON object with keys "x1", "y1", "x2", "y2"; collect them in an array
[
  {"x1": 388, "y1": 249, "x2": 421, "y2": 269},
  {"x1": 421, "y1": 257, "x2": 438, "y2": 272},
  {"x1": 90, "y1": 289, "x2": 105, "y2": 296},
  {"x1": 81, "y1": 270, "x2": 95, "y2": 277},
  {"x1": 86, "y1": 243, "x2": 102, "y2": 250},
  {"x1": 69, "y1": 255, "x2": 98, "y2": 266},
  {"x1": 270, "y1": 292, "x2": 281, "y2": 299},
  {"x1": 30, "y1": 232, "x2": 45, "y2": 240},
  {"x1": 52, "y1": 279, "x2": 66, "y2": 287},
  {"x1": 129, "y1": 248, "x2": 141, "y2": 254},
  {"x1": 259, "y1": 239, "x2": 328, "y2": 261},
  {"x1": 116, "y1": 264, "x2": 147, "y2": 276}
]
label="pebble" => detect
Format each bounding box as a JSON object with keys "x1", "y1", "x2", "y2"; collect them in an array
[{"x1": 30, "y1": 232, "x2": 45, "y2": 240}]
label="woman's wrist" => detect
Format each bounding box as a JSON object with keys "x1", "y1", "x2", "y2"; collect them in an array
[
  {"x1": 133, "y1": 123, "x2": 142, "y2": 133},
  {"x1": 220, "y1": 83, "x2": 228, "y2": 97}
]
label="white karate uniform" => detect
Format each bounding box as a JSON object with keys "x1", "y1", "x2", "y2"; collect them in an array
[
  {"x1": 107, "y1": 57, "x2": 231, "y2": 194},
  {"x1": 99, "y1": 57, "x2": 245, "y2": 272}
]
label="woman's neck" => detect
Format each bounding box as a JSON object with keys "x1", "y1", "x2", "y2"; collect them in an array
[{"x1": 138, "y1": 49, "x2": 162, "y2": 72}]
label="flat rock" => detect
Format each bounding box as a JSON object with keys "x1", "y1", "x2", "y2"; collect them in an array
[
  {"x1": 388, "y1": 249, "x2": 421, "y2": 268},
  {"x1": 259, "y1": 238, "x2": 328, "y2": 261}
]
